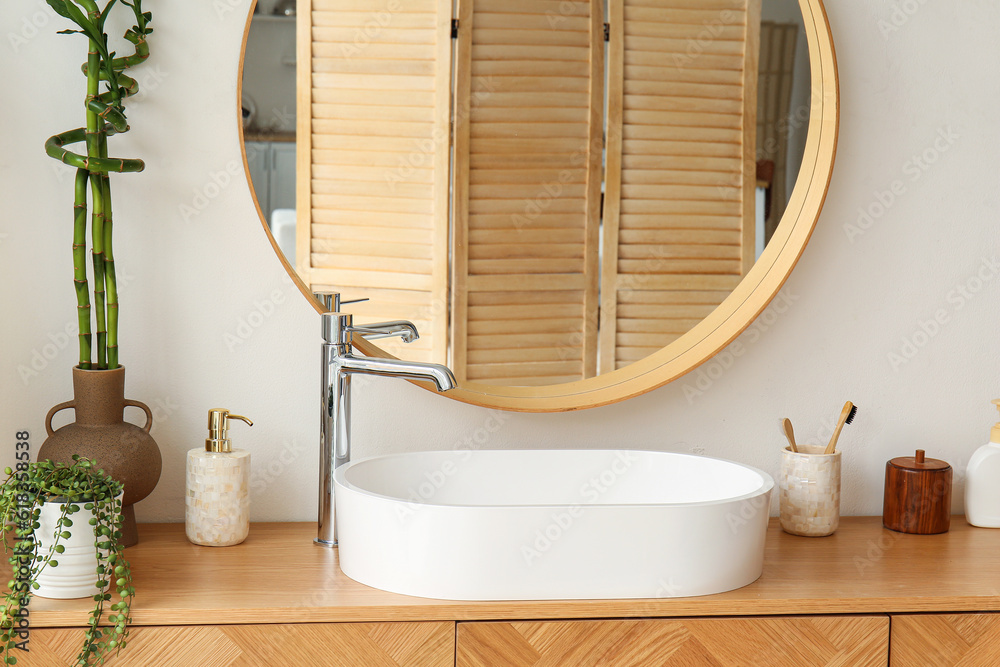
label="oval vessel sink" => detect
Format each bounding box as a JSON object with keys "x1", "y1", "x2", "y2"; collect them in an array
[{"x1": 334, "y1": 449, "x2": 773, "y2": 600}]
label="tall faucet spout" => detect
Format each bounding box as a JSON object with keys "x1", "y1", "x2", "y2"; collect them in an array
[
  {"x1": 316, "y1": 307, "x2": 457, "y2": 548},
  {"x1": 341, "y1": 354, "x2": 456, "y2": 391}
]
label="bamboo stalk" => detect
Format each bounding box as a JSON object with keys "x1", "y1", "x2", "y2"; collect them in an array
[
  {"x1": 73, "y1": 168, "x2": 92, "y2": 369},
  {"x1": 84, "y1": 30, "x2": 108, "y2": 370},
  {"x1": 101, "y1": 141, "x2": 119, "y2": 369},
  {"x1": 44, "y1": 0, "x2": 151, "y2": 375}
]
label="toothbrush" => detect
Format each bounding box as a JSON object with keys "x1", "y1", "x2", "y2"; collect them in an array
[
  {"x1": 781, "y1": 418, "x2": 798, "y2": 453},
  {"x1": 823, "y1": 401, "x2": 858, "y2": 454}
]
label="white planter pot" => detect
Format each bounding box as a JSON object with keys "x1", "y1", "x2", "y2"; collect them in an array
[{"x1": 33, "y1": 501, "x2": 106, "y2": 600}]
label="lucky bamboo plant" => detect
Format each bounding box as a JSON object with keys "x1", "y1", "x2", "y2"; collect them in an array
[
  {"x1": 0, "y1": 458, "x2": 133, "y2": 666},
  {"x1": 44, "y1": 0, "x2": 153, "y2": 371}
]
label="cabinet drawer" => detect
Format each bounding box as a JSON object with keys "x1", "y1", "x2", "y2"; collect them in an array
[
  {"x1": 891, "y1": 613, "x2": 1000, "y2": 666},
  {"x1": 13, "y1": 621, "x2": 454, "y2": 666},
  {"x1": 458, "y1": 616, "x2": 888, "y2": 666}
]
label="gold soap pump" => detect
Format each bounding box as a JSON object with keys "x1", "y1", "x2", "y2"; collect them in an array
[
  {"x1": 185, "y1": 408, "x2": 254, "y2": 547},
  {"x1": 205, "y1": 409, "x2": 253, "y2": 453}
]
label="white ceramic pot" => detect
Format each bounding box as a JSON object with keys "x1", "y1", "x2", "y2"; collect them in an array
[{"x1": 33, "y1": 501, "x2": 107, "y2": 600}]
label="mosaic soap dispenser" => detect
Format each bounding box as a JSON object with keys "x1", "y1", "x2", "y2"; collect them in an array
[{"x1": 186, "y1": 409, "x2": 253, "y2": 546}]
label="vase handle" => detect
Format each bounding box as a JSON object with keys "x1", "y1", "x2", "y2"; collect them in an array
[
  {"x1": 124, "y1": 399, "x2": 154, "y2": 433},
  {"x1": 44, "y1": 401, "x2": 76, "y2": 437}
]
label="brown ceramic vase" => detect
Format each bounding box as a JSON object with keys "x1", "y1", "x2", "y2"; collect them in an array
[{"x1": 38, "y1": 366, "x2": 162, "y2": 547}]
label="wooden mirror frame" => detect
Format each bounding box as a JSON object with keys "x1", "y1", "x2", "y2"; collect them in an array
[{"x1": 239, "y1": 0, "x2": 838, "y2": 413}]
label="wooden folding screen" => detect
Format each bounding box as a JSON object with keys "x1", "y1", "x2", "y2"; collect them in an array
[
  {"x1": 301, "y1": 0, "x2": 762, "y2": 380},
  {"x1": 297, "y1": 0, "x2": 452, "y2": 363},
  {"x1": 451, "y1": 0, "x2": 605, "y2": 386},
  {"x1": 599, "y1": 0, "x2": 761, "y2": 372}
]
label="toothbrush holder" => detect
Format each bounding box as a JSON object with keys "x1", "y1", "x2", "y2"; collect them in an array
[{"x1": 779, "y1": 444, "x2": 841, "y2": 537}]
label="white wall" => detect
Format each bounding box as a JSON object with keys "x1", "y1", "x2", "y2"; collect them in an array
[{"x1": 2, "y1": 0, "x2": 998, "y2": 524}]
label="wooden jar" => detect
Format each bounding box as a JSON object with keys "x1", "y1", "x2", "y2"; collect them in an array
[{"x1": 883, "y1": 449, "x2": 952, "y2": 534}]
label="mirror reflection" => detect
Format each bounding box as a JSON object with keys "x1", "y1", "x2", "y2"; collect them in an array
[{"x1": 242, "y1": 0, "x2": 811, "y2": 387}]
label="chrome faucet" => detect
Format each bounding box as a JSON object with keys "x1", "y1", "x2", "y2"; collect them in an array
[{"x1": 314, "y1": 292, "x2": 457, "y2": 547}]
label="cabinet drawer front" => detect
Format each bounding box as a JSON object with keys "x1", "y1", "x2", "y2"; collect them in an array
[
  {"x1": 458, "y1": 616, "x2": 888, "y2": 666},
  {"x1": 12, "y1": 621, "x2": 454, "y2": 666},
  {"x1": 891, "y1": 613, "x2": 1000, "y2": 666}
]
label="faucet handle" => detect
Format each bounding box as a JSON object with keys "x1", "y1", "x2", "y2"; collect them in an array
[
  {"x1": 313, "y1": 291, "x2": 370, "y2": 313},
  {"x1": 321, "y1": 312, "x2": 354, "y2": 345}
]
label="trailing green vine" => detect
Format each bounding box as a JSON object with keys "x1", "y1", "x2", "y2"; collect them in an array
[
  {"x1": 0, "y1": 458, "x2": 133, "y2": 666},
  {"x1": 44, "y1": 0, "x2": 153, "y2": 371}
]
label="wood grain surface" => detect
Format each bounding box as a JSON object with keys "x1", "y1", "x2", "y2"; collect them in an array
[
  {"x1": 11, "y1": 621, "x2": 453, "y2": 666},
  {"x1": 17, "y1": 518, "x2": 1000, "y2": 629},
  {"x1": 891, "y1": 613, "x2": 1000, "y2": 666},
  {"x1": 457, "y1": 616, "x2": 888, "y2": 666}
]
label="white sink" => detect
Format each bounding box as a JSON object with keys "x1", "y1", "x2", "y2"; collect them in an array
[{"x1": 334, "y1": 449, "x2": 773, "y2": 601}]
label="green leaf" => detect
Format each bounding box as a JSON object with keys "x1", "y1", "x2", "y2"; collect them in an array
[
  {"x1": 58, "y1": 1, "x2": 110, "y2": 60},
  {"x1": 99, "y1": 0, "x2": 119, "y2": 28},
  {"x1": 45, "y1": 0, "x2": 73, "y2": 20}
]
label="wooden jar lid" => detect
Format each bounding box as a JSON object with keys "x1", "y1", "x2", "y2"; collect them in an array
[
  {"x1": 883, "y1": 449, "x2": 952, "y2": 535},
  {"x1": 888, "y1": 449, "x2": 950, "y2": 471}
]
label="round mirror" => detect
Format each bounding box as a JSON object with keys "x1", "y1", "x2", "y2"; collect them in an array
[{"x1": 239, "y1": 0, "x2": 837, "y2": 411}]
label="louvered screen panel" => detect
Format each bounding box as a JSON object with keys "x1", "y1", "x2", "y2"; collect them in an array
[
  {"x1": 452, "y1": 0, "x2": 603, "y2": 386},
  {"x1": 301, "y1": 0, "x2": 452, "y2": 364},
  {"x1": 601, "y1": 0, "x2": 760, "y2": 372}
]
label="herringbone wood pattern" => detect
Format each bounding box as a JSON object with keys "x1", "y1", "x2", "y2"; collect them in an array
[
  {"x1": 11, "y1": 621, "x2": 454, "y2": 666},
  {"x1": 457, "y1": 616, "x2": 888, "y2": 666},
  {"x1": 891, "y1": 613, "x2": 1000, "y2": 666}
]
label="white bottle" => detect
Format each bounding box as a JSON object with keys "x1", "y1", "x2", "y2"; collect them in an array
[
  {"x1": 965, "y1": 400, "x2": 1000, "y2": 527},
  {"x1": 186, "y1": 409, "x2": 253, "y2": 546}
]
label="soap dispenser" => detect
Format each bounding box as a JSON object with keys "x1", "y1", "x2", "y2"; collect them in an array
[
  {"x1": 186, "y1": 409, "x2": 253, "y2": 546},
  {"x1": 965, "y1": 400, "x2": 1000, "y2": 527}
]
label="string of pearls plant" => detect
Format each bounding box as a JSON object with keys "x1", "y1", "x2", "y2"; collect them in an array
[{"x1": 0, "y1": 458, "x2": 133, "y2": 666}]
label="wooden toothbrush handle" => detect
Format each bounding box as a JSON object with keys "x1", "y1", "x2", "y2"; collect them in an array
[{"x1": 824, "y1": 422, "x2": 844, "y2": 454}]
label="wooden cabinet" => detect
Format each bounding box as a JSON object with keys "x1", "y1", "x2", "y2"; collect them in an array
[
  {"x1": 245, "y1": 140, "x2": 296, "y2": 224},
  {"x1": 890, "y1": 613, "x2": 1000, "y2": 666},
  {"x1": 17, "y1": 522, "x2": 1000, "y2": 666},
  {"x1": 457, "y1": 616, "x2": 889, "y2": 666},
  {"x1": 15, "y1": 621, "x2": 454, "y2": 666}
]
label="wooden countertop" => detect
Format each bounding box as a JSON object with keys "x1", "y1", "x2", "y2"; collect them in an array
[
  {"x1": 243, "y1": 131, "x2": 295, "y2": 143},
  {"x1": 26, "y1": 517, "x2": 1000, "y2": 627}
]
